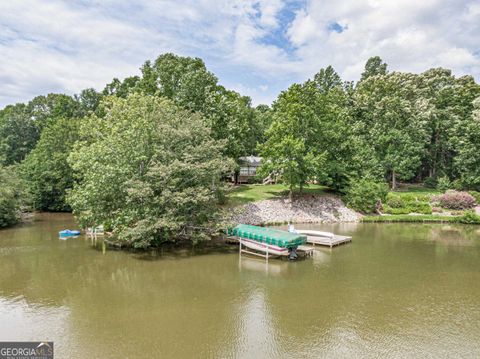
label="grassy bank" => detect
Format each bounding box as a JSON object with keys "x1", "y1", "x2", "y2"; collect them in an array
[
  {"x1": 362, "y1": 214, "x2": 456, "y2": 223},
  {"x1": 225, "y1": 184, "x2": 327, "y2": 206}
]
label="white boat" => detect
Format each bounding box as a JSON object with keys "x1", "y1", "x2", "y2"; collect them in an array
[
  {"x1": 239, "y1": 238, "x2": 290, "y2": 257},
  {"x1": 86, "y1": 225, "x2": 104, "y2": 236},
  {"x1": 293, "y1": 229, "x2": 352, "y2": 248}
]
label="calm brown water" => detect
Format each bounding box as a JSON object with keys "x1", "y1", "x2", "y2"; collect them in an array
[{"x1": 1, "y1": 213, "x2": 480, "y2": 358}]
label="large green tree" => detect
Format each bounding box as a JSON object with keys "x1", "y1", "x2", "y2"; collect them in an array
[
  {"x1": 354, "y1": 72, "x2": 430, "y2": 188},
  {"x1": 22, "y1": 117, "x2": 79, "y2": 211},
  {"x1": 0, "y1": 166, "x2": 25, "y2": 227},
  {"x1": 454, "y1": 97, "x2": 480, "y2": 190},
  {"x1": 68, "y1": 94, "x2": 233, "y2": 247},
  {"x1": 0, "y1": 94, "x2": 81, "y2": 166},
  {"x1": 259, "y1": 83, "x2": 327, "y2": 200},
  {"x1": 359, "y1": 56, "x2": 388, "y2": 82}
]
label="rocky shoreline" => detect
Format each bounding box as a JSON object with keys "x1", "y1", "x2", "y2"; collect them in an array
[{"x1": 230, "y1": 194, "x2": 360, "y2": 225}]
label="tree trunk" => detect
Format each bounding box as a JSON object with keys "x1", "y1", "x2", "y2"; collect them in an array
[
  {"x1": 391, "y1": 170, "x2": 397, "y2": 190},
  {"x1": 289, "y1": 184, "x2": 293, "y2": 207}
]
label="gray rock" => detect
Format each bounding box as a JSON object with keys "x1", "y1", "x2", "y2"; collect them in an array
[{"x1": 230, "y1": 194, "x2": 360, "y2": 225}]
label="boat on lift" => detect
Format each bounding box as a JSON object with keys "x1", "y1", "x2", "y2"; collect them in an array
[{"x1": 228, "y1": 224, "x2": 307, "y2": 260}]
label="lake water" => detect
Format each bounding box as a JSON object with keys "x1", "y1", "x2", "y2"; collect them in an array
[{"x1": 1, "y1": 213, "x2": 480, "y2": 358}]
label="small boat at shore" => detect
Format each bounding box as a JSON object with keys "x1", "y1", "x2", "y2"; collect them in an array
[
  {"x1": 289, "y1": 226, "x2": 352, "y2": 248},
  {"x1": 59, "y1": 229, "x2": 81, "y2": 237},
  {"x1": 86, "y1": 225, "x2": 104, "y2": 236}
]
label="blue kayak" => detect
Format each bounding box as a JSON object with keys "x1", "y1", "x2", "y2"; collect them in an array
[{"x1": 59, "y1": 229, "x2": 81, "y2": 237}]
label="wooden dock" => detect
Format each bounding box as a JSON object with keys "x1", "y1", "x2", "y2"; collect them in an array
[{"x1": 306, "y1": 235, "x2": 352, "y2": 248}]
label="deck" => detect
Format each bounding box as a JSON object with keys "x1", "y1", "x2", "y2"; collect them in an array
[{"x1": 306, "y1": 235, "x2": 352, "y2": 248}]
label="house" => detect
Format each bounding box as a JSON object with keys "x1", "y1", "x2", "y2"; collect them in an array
[{"x1": 234, "y1": 156, "x2": 262, "y2": 184}]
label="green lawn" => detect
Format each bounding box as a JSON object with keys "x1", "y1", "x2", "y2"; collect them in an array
[
  {"x1": 390, "y1": 184, "x2": 441, "y2": 197},
  {"x1": 225, "y1": 183, "x2": 327, "y2": 206}
]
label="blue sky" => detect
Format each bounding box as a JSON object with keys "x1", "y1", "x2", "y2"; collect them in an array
[{"x1": 0, "y1": 0, "x2": 479, "y2": 107}]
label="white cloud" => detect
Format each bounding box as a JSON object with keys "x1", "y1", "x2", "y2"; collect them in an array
[
  {"x1": 286, "y1": 0, "x2": 480, "y2": 83},
  {"x1": 0, "y1": 0, "x2": 479, "y2": 107}
]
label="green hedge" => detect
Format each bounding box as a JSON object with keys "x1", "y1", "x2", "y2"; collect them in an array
[
  {"x1": 454, "y1": 210, "x2": 480, "y2": 224},
  {"x1": 384, "y1": 194, "x2": 432, "y2": 214}
]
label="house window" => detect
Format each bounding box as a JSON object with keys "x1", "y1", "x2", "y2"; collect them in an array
[
  {"x1": 240, "y1": 167, "x2": 249, "y2": 176},
  {"x1": 248, "y1": 167, "x2": 256, "y2": 176}
]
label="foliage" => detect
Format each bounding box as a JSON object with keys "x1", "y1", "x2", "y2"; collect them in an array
[
  {"x1": 260, "y1": 66, "x2": 355, "y2": 195},
  {"x1": 385, "y1": 194, "x2": 405, "y2": 208},
  {"x1": 384, "y1": 193, "x2": 432, "y2": 214},
  {"x1": 21, "y1": 117, "x2": 79, "y2": 211},
  {"x1": 436, "y1": 176, "x2": 451, "y2": 192},
  {"x1": 104, "y1": 53, "x2": 263, "y2": 160},
  {"x1": 0, "y1": 94, "x2": 82, "y2": 166},
  {"x1": 68, "y1": 94, "x2": 233, "y2": 248},
  {"x1": 344, "y1": 178, "x2": 389, "y2": 213},
  {"x1": 359, "y1": 56, "x2": 388, "y2": 82},
  {"x1": 423, "y1": 176, "x2": 437, "y2": 188},
  {"x1": 407, "y1": 202, "x2": 433, "y2": 214},
  {"x1": 353, "y1": 72, "x2": 430, "y2": 188},
  {"x1": 469, "y1": 191, "x2": 480, "y2": 204},
  {"x1": 0, "y1": 166, "x2": 26, "y2": 227},
  {"x1": 431, "y1": 190, "x2": 476, "y2": 210},
  {"x1": 454, "y1": 210, "x2": 480, "y2": 225},
  {"x1": 454, "y1": 97, "x2": 480, "y2": 190}
]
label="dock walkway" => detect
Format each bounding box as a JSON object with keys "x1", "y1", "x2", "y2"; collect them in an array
[{"x1": 306, "y1": 235, "x2": 352, "y2": 248}]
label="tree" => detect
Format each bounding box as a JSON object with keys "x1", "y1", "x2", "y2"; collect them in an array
[
  {"x1": 76, "y1": 88, "x2": 103, "y2": 115},
  {"x1": 0, "y1": 166, "x2": 25, "y2": 227},
  {"x1": 204, "y1": 87, "x2": 258, "y2": 159},
  {"x1": 260, "y1": 67, "x2": 357, "y2": 193},
  {"x1": 0, "y1": 94, "x2": 81, "y2": 166},
  {"x1": 103, "y1": 76, "x2": 141, "y2": 98},
  {"x1": 22, "y1": 117, "x2": 79, "y2": 211},
  {"x1": 360, "y1": 56, "x2": 388, "y2": 82},
  {"x1": 259, "y1": 83, "x2": 326, "y2": 200},
  {"x1": 0, "y1": 104, "x2": 38, "y2": 165},
  {"x1": 140, "y1": 53, "x2": 218, "y2": 113},
  {"x1": 454, "y1": 97, "x2": 480, "y2": 190},
  {"x1": 109, "y1": 54, "x2": 258, "y2": 162},
  {"x1": 68, "y1": 94, "x2": 233, "y2": 248},
  {"x1": 354, "y1": 72, "x2": 429, "y2": 188}
]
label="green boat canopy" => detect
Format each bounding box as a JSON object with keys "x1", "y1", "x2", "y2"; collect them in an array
[{"x1": 228, "y1": 224, "x2": 306, "y2": 248}]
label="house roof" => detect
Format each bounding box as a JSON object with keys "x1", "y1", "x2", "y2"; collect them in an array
[{"x1": 239, "y1": 156, "x2": 262, "y2": 166}]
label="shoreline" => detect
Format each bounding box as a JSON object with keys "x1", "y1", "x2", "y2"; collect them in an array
[{"x1": 229, "y1": 194, "x2": 361, "y2": 226}]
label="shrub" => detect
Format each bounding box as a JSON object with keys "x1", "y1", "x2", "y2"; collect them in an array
[
  {"x1": 454, "y1": 210, "x2": 480, "y2": 225},
  {"x1": 408, "y1": 202, "x2": 433, "y2": 214},
  {"x1": 431, "y1": 190, "x2": 476, "y2": 210},
  {"x1": 451, "y1": 179, "x2": 464, "y2": 191},
  {"x1": 386, "y1": 194, "x2": 404, "y2": 208},
  {"x1": 436, "y1": 176, "x2": 451, "y2": 192},
  {"x1": 432, "y1": 206, "x2": 443, "y2": 213},
  {"x1": 383, "y1": 206, "x2": 411, "y2": 215},
  {"x1": 345, "y1": 178, "x2": 389, "y2": 214},
  {"x1": 416, "y1": 194, "x2": 433, "y2": 202},
  {"x1": 423, "y1": 176, "x2": 437, "y2": 188},
  {"x1": 469, "y1": 191, "x2": 480, "y2": 205}
]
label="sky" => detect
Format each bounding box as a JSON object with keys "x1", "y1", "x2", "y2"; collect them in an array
[{"x1": 0, "y1": 0, "x2": 479, "y2": 107}]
